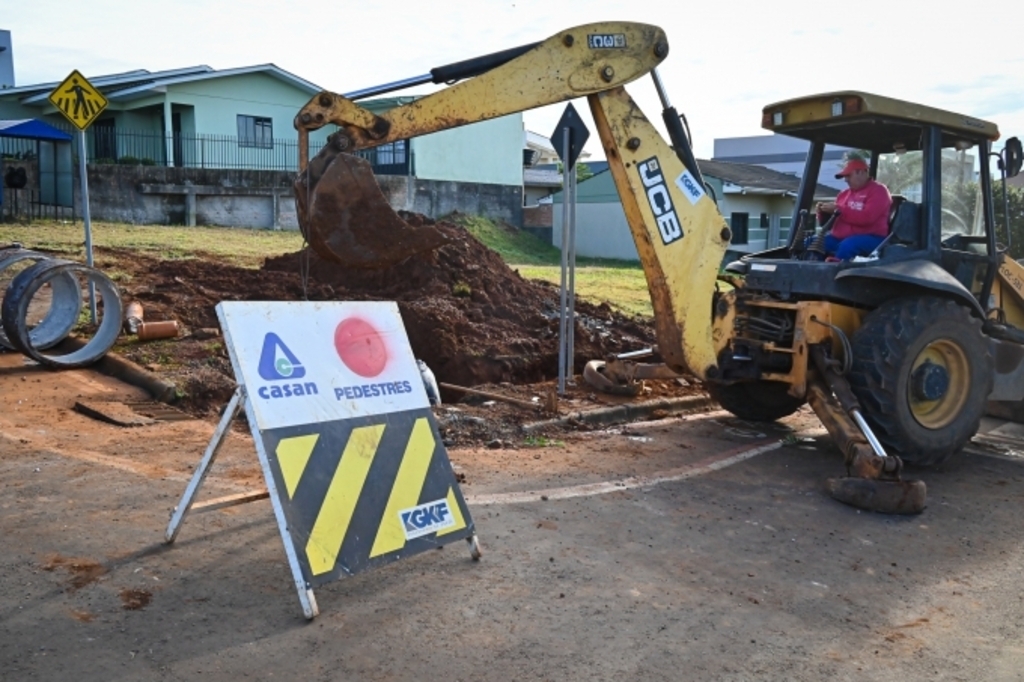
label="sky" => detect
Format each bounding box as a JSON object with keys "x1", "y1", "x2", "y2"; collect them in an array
[{"x1": 5, "y1": 0, "x2": 1024, "y2": 166}]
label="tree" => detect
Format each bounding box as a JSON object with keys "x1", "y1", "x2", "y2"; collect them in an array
[
  {"x1": 993, "y1": 181, "x2": 1024, "y2": 259},
  {"x1": 877, "y1": 152, "x2": 923, "y2": 196},
  {"x1": 556, "y1": 161, "x2": 593, "y2": 182}
]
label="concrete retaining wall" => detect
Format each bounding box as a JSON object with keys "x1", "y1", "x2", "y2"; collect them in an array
[
  {"x1": 64, "y1": 165, "x2": 522, "y2": 229},
  {"x1": 523, "y1": 203, "x2": 552, "y2": 228},
  {"x1": 376, "y1": 175, "x2": 522, "y2": 228},
  {"x1": 521, "y1": 204, "x2": 553, "y2": 242},
  {"x1": 2, "y1": 162, "x2": 525, "y2": 228},
  {"x1": 83, "y1": 166, "x2": 296, "y2": 228}
]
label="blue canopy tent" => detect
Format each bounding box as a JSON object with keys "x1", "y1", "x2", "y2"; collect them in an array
[
  {"x1": 0, "y1": 119, "x2": 74, "y2": 220},
  {"x1": 0, "y1": 119, "x2": 74, "y2": 142}
]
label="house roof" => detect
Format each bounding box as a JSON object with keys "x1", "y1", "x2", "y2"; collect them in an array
[
  {"x1": 524, "y1": 167, "x2": 563, "y2": 187},
  {"x1": 525, "y1": 130, "x2": 555, "y2": 152},
  {"x1": 697, "y1": 158, "x2": 837, "y2": 198},
  {"x1": 524, "y1": 129, "x2": 591, "y2": 160},
  {"x1": 3, "y1": 65, "x2": 323, "y2": 105},
  {"x1": 550, "y1": 159, "x2": 839, "y2": 202}
]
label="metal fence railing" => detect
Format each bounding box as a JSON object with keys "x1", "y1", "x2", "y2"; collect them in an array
[
  {"x1": 37, "y1": 125, "x2": 414, "y2": 175},
  {"x1": 0, "y1": 187, "x2": 75, "y2": 222},
  {"x1": 0, "y1": 135, "x2": 40, "y2": 161},
  {"x1": 89, "y1": 129, "x2": 304, "y2": 171}
]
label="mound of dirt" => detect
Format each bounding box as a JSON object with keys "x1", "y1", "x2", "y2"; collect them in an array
[
  {"x1": 262, "y1": 212, "x2": 657, "y2": 390},
  {"x1": 106, "y1": 212, "x2": 668, "y2": 418}
]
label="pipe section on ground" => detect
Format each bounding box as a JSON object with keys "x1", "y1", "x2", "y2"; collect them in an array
[
  {"x1": 2, "y1": 259, "x2": 123, "y2": 368},
  {"x1": 0, "y1": 247, "x2": 82, "y2": 351}
]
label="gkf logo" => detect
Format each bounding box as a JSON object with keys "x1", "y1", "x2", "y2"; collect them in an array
[
  {"x1": 638, "y1": 157, "x2": 684, "y2": 245},
  {"x1": 400, "y1": 499, "x2": 455, "y2": 540}
]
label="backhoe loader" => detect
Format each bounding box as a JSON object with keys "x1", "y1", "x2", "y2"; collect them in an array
[{"x1": 292, "y1": 21, "x2": 1024, "y2": 515}]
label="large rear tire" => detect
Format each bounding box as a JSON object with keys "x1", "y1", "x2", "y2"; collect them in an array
[
  {"x1": 707, "y1": 381, "x2": 805, "y2": 422},
  {"x1": 848, "y1": 296, "x2": 991, "y2": 466}
]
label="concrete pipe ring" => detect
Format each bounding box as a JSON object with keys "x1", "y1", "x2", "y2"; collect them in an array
[
  {"x1": 583, "y1": 359, "x2": 643, "y2": 396},
  {"x1": 1, "y1": 260, "x2": 122, "y2": 369},
  {"x1": 0, "y1": 248, "x2": 83, "y2": 351}
]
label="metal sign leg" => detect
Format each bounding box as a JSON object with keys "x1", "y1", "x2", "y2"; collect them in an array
[
  {"x1": 467, "y1": 534, "x2": 483, "y2": 560},
  {"x1": 246, "y1": 398, "x2": 320, "y2": 619},
  {"x1": 164, "y1": 385, "x2": 319, "y2": 619},
  {"x1": 165, "y1": 386, "x2": 244, "y2": 544}
]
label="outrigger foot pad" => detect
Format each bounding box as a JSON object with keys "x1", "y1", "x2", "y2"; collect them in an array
[{"x1": 826, "y1": 477, "x2": 926, "y2": 515}]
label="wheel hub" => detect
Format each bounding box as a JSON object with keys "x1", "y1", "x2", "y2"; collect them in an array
[
  {"x1": 911, "y1": 360, "x2": 949, "y2": 401},
  {"x1": 909, "y1": 339, "x2": 970, "y2": 429}
]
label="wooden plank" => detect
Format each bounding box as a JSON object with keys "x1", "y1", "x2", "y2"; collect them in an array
[{"x1": 192, "y1": 490, "x2": 270, "y2": 513}]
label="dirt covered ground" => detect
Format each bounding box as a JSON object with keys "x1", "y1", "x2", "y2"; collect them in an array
[{"x1": 79, "y1": 212, "x2": 703, "y2": 443}]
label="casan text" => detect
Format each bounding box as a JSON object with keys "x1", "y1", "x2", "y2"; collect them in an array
[{"x1": 258, "y1": 382, "x2": 319, "y2": 400}]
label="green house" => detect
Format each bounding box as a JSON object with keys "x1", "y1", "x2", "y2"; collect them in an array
[
  {"x1": 0, "y1": 65, "x2": 333, "y2": 169},
  {"x1": 0, "y1": 65, "x2": 525, "y2": 188}
]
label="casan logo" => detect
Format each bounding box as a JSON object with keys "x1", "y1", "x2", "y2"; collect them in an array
[
  {"x1": 400, "y1": 499, "x2": 455, "y2": 540},
  {"x1": 256, "y1": 333, "x2": 319, "y2": 400},
  {"x1": 638, "y1": 157, "x2": 684, "y2": 245}
]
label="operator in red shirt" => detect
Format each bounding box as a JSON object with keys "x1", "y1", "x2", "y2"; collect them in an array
[{"x1": 815, "y1": 156, "x2": 892, "y2": 260}]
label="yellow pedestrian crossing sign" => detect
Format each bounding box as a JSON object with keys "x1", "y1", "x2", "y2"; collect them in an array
[{"x1": 48, "y1": 70, "x2": 108, "y2": 131}]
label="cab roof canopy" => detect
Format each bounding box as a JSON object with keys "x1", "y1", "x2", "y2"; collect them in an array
[{"x1": 761, "y1": 91, "x2": 1000, "y2": 153}]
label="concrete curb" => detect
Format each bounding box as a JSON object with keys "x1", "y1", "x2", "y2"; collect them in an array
[
  {"x1": 59, "y1": 336, "x2": 179, "y2": 403},
  {"x1": 522, "y1": 394, "x2": 714, "y2": 432}
]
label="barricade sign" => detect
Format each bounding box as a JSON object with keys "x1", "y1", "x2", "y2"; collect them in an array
[{"x1": 165, "y1": 301, "x2": 479, "y2": 619}]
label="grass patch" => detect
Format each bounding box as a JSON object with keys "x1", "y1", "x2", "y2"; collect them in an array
[
  {"x1": 523, "y1": 435, "x2": 565, "y2": 447},
  {"x1": 445, "y1": 212, "x2": 652, "y2": 317},
  {"x1": 446, "y1": 212, "x2": 562, "y2": 265},
  {"x1": 515, "y1": 264, "x2": 652, "y2": 318},
  {"x1": 0, "y1": 220, "x2": 304, "y2": 268}
]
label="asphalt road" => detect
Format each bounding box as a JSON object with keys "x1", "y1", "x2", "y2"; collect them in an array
[{"x1": 3, "y1": 384, "x2": 1024, "y2": 681}]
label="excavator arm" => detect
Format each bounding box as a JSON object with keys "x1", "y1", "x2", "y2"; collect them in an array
[
  {"x1": 587, "y1": 86, "x2": 731, "y2": 380},
  {"x1": 294, "y1": 22, "x2": 668, "y2": 162},
  {"x1": 293, "y1": 21, "x2": 731, "y2": 379}
]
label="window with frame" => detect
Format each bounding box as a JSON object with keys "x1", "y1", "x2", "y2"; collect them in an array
[
  {"x1": 730, "y1": 212, "x2": 749, "y2": 245},
  {"x1": 237, "y1": 115, "x2": 273, "y2": 149},
  {"x1": 375, "y1": 140, "x2": 406, "y2": 165}
]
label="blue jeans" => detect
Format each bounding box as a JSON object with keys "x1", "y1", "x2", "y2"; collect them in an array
[{"x1": 805, "y1": 233, "x2": 885, "y2": 260}]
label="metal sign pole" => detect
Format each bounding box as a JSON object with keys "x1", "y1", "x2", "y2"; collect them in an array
[
  {"x1": 78, "y1": 129, "x2": 97, "y2": 323},
  {"x1": 566, "y1": 159, "x2": 577, "y2": 386},
  {"x1": 550, "y1": 102, "x2": 590, "y2": 396},
  {"x1": 49, "y1": 70, "x2": 108, "y2": 325},
  {"x1": 557, "y1": 127, "x2": 572, "y2": 395}
]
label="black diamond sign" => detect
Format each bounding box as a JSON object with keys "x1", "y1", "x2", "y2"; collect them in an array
[{"x1": 549, "y1": 102, "x2": 590, "y2": 169}]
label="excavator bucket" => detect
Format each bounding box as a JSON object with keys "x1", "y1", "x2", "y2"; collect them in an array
[
  {"x1": 295, "y1": 138, "x2": 447, "y2": 269},
  {"x1": 826, "y1": 477, "x2": 927, "y2": 515}
]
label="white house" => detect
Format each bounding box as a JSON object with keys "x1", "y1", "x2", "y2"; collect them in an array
[
  {"x1": 551, "y1": 159, "x2": 837, "y2": 262},
  {"x1": 713, "y1": 134, "x2": 853, "y2": 191}
]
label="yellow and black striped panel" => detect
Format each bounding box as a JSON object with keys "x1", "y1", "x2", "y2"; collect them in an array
[{"x1": 258, "y1": 407, "x2": 474, "y2": 586}]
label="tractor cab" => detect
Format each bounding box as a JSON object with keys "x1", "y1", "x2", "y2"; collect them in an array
[{"x1": 728, "y1": 91, "x2": 1022, "y2": 314}]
